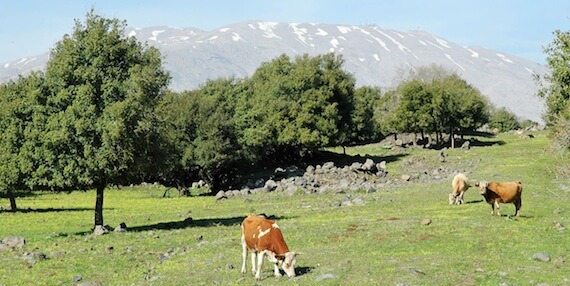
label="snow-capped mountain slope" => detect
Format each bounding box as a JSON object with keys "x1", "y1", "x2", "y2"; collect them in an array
[{"x1": 0, "y1": 21, "x2": 548, "y2": 122}]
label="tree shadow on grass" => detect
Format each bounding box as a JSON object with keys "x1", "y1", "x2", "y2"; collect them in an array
[
  {"x1": 467, "y1": 138, "x2": 506, "y2": 147},
  {"x1": 126, "y1": 214, "x2": 295, "y2": 233},
  {"x1": 0, "y1": 207, "x2": 94, "y2": 214}
]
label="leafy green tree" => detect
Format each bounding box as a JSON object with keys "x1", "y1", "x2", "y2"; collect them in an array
[
  {"x1": 391, "y1": 66, "x2": 489, "y2": 147},
  {"x1": 236, "y1": 53, "x2": 356, "y2": 160},
  {"x1": 37, "y1": 11, "x2": 170, "y2": 228},
  {"x1": 536, "y1": 29, "x2": 570, "y2": 154},
  {"x1": 0, "y1": 73, "x2": 46, "y2": 211},
  {"x1": 351, "y1": 86, "x2": 382, "y2": 144},
  {"x1": 375, "y1": 90, "x2": 400, "y2": 139},
  {"x1": 157, "y1": 78, "x2": 246, "y2": 191},
  {"x1": 393, "y1": 79, "x2": 433, "y2": 144},
  {"x1": 488, "y1": 107, "x2": 521, "y2": 132},
  {"x1": 537, "y1": 29, "x2": 570, "y2": 125}
]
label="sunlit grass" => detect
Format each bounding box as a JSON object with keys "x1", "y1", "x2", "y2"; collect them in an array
[{"x1": 0, "y1": 131, "x2": 568, "y2": 285}]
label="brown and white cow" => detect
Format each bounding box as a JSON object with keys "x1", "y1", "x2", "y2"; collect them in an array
[
  {"x1": 475, "y1": 181, "x2": 523, "y2": 216},
  {"x1": 241, "y1": 215, "x2": 297, "y2": 280},
  {"x1": 449, "y1": 173, "x2": 471, "y2": 205}
]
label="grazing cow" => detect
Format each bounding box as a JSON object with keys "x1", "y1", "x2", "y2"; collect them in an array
[
  {"x1": 449, "y1": 173, "x2": 471, "y2": 205},
  {"x1": 475, "y1": 181, "x2": 523, "y2": 216},
  {"x1": 241, "y1": 215, "x2": 297, "y2": 280}
]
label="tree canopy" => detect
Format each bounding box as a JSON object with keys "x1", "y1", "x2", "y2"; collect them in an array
[
  {"x1": 537, "y1": 29, "x2": 570, "y2": 153},
  {"x1": 0, "y1": 11, "x2": 170, "y2": 226},
  {"x1": 384, "y1": 66, "x2": 490, "y2": 147}
]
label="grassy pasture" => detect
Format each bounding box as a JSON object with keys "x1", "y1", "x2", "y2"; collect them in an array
[{"x1": 0, "y1": 131, "x2": 568, "y2": 285}]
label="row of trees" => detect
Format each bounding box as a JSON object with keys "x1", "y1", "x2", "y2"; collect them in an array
[{"x1": 1, "y1": 12, "x2": 525, "y2": 229}]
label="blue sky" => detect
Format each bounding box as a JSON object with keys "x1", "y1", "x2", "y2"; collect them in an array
[{"x1": 1, "y1": 0, "x2": 568, "y2": 64}]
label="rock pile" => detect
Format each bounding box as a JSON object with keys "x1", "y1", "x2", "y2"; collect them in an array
[{"x1": 215, "y1": 156, "x2": 466, "y2": 200}]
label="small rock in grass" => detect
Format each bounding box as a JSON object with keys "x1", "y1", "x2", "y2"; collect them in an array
[
  {"x1": 315, "y1": 274, "x2": 340, "y2": 282},
  {"x1": 421, "y1": 219, "x2": 432, "y2": 225},
  {"x1": 531, "y1": 252, "x2": 551, "y2": 262}
]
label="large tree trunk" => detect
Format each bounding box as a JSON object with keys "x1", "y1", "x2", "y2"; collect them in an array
[
  {"x1": 7, "y1": 188, "x2": 17, "y2": 211},
  {"x1": 94, "y1": 185, "x2": 105, "y2": 226}
]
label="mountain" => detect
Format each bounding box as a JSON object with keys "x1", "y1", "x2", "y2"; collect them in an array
[{"x1": 0, "y1": 21, "x2": 548, "y2": 123}]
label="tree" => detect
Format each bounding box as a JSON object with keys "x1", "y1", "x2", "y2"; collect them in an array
[
  {"x1": 38, "y1": 11, "x2": 170, "y2": 228},
  {"x1": 537, "y1": 29, "x2": 570, "y2": 125},
  {"x1": 0, "y1": 73, "x2": 46, "y2": 211},
  {"x1": 391, "y1": 66, "x2": 489, "y2": 147},
  {"x1": 236, "y1": 53, "x2": 356, "y2": 160},
  {"x1": 350, "y1": 86, "x2": 382, "y2": 144},
  {"x1": 488, "y1": 107, "x2": 520, "y2": 132},
  {"x1": 536, "y1": 29, "x2": 570, "y2": 154}
]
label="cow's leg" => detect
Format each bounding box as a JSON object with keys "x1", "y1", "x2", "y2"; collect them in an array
[
  {"x1": 457, "y1": 191, "x2": 464, "y2": 204},
  {"x1": 490, "y1": 203, "x2": 495, "y2": 215},
  {"x1": 255, "y1": 251, "x2": 265, "y2": 280},
  {"x1": 494, "y1": 201, "x2": 501, "y2": 216},
  {"x1": 251, "y1": 251, "x2": 257, "y2": 275},
  {"x1": 273, "y1": 263, "x2": 282, "y2": 277},
  {"x1": 241, "y1": 235, "x2": 247, "y2": 274},
  {"x1": 514, "y1": 198, "x2": 521, "y2": 217}
]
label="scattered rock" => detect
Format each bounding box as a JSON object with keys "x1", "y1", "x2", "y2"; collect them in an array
[
  {"x1": 0, "y1": 236, "x2": 25, "y2": 251},
  {"x1": 555, "y1": 223, "x2": 566, "y2": 231},
  {"x1": 93, "y1": 225, "x2": 110, "y2": 236},
  {"x1": 378, "y1": 161, "x2": 387, "y2": 171},
  {"x1": 421, "y1": 219, "x2": 432, "y2": 226},
  {"x1": 215, "y1": 191, "x2": 226, "y2": 200},
  {"x1": 461, "y1": 141, "x2": 471, "y2": 149},
  {"x1": 554, "y1": 256, "x2": 565, "y2": 266},
  {"x1": 73, "y1": 275, "x2": 83, "y2": 283},
  {"x1": 114, "y1": 222, "x2": 127, "y2": 233},
  {"x1": 315, "y1": 274, "x2": 340, "y2": 282},
  {"x1": 264, "y1": 179, "x2": 277, "y2": 191},
  {"x1": 401, "y1": 174, "x2": 411, "y2": 181},
  {"x1": 226, "y1": 263, "x2": 234, "y2": 270},
  {"x1": 531, "y1": 252, "x2": 551, "y2": 262},
  {"x1": 352, "y1": 198, "x2": 365, "y2": 205},
  {"x1": 105, "y1": 246, "x2": 114, "y2": 254},
  {"x1": 22, "y1": 251, "x2": 47, "y2": 264}
]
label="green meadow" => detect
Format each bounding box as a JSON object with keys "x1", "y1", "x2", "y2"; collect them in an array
[{"x1": 0, "y1": 131, "x2": 568, "y2": 285}]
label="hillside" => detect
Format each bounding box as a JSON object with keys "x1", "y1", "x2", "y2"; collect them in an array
[{"x1": 1, "y1": 21, "x2": 548, "y2": 122}]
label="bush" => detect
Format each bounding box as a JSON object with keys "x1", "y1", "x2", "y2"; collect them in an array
[{"x1": 488, "y1": 107, "x2": 521, "y2": 132}]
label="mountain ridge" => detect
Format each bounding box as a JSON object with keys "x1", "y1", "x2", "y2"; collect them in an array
[{"x1": 0, "y1": 21, "x2": 548, "y2": 122}]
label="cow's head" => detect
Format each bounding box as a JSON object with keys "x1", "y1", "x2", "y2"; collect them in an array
[
  {"x1": 474, "y1": 181, "x2": 488, "y2": 194},
  {"x1": 276, "y1": 252, "x2": 297, "y2": 277}
]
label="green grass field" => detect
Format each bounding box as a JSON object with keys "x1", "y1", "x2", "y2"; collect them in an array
[{"x1": 1, "y1": 131, "x2": 568, "y2": 285}]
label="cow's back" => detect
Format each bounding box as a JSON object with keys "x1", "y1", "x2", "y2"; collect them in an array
[
  {"x1": 488, "y1": 181, "x2": 522, "y2": 203},
  {"x1": 242, "y1": 215, "x2": 289, "y2": 254},
  {"x1": 452, "y1": 173, "x2": 469, "y2": 194}
]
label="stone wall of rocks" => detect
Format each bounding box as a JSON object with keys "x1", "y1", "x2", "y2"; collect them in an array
[{"x1": 215, "y1": 156, "x2": 468, "y2": 200}]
